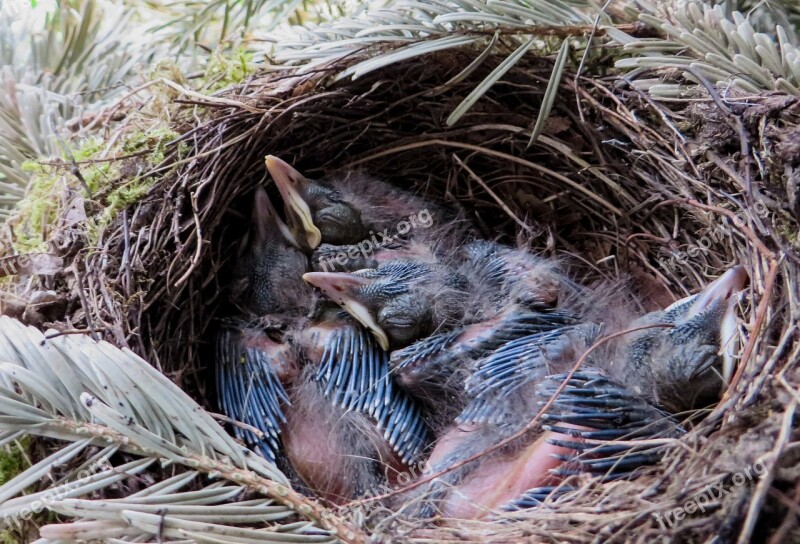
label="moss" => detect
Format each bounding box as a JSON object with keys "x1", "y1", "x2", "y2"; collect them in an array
[
  {"x1": 205, "y1": 46, "x2": 254, "y2": 90},
  {"x1": 775, "y1": 218, "x2": 800, "y2": 250},
  {"x1": 0, "y1": 439, "x2": 28, "y2": 486},
  {"x1": 81, "y1": 127, "x2": 180, "y2": 242},
  {"x1": 20, "y1": 160, "x2": 45, "y2": 173},
  {"x1": 176, "y1": 140, "x2": 191, "y2": 160},
  {"x1": 10, "y1": 129, "x2": 181, "y2": 252},
  {"x1": 11, "y1": 165, "x2": 60, "y2": 253},
  {"x1": 0, "y1": 442, "x2": 32, "y2": 541},
  {"x1": 67, "y1": 136, "x2": 105, "y2": 163},
  {"x1": 86, "y1": 176, "x2": 158, "y2": 243},
  {"x1": 12, "y1": 136, "x2": 114, "y2": 251},
  {"x1": 123, "y1": 128, "x2": 181, "y2": 166}
]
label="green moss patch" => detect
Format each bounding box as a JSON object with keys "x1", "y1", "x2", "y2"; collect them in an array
[{"x1": 10, "y1": 128, "x2": 182, "y2": 253}]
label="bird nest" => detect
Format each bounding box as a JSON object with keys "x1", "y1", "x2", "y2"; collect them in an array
[{"x1": 8, "y1": 46, "x2": 800, "y2": 542}]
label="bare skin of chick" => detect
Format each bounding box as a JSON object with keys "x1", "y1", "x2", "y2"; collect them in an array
[
  {"x1": 282, "y1": 365, "x2": 409, "y2": 503},
  {"x1": 280, "y1": 309, "x2": 429, "y2": 503}
]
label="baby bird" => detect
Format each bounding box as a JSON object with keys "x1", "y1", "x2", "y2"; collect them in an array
[
  {"x1": 402, "y1": 266, "x2": 747, "y2": 519},
  {"x1": 388, "y1": 241, "x2": 575, "y2": 413},
  {"x1": 218, "y1": 188, "x2": 429, "y2": 494},
  {"x1": 389, "y1": 304, "x2": 578, "y2": 429},
  {"x1": 459, "y1": 240, "x2": 569, "y2": 308},
  {"x1": 265, "y1": 155, "x2": 469, "y2": 253},
  {"x1": 302, "y1": 241, "x2": 572, "y2": 350},
  {"x1": 305, "y1": 242, "x2": 576, "y2": 428},
  {"x1": 281, "y1": 306, "x2": 429, "y2": 502},
  {"x1": 216, "y1": 320, "x2": 296, "y2": 461},
  {"x1": 216, "y1": 187, "x2": 312, "y2": 460},
  {"x1": 303, "y1": 258, "x2": 471, "y2": 351},
  {"x1": 227, "y1": 186, "x2": 314, "y2": 319}
]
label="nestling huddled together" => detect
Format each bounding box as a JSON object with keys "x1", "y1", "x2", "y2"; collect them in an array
[{"x1": 215, "y1": 155, "x2": 748, "y2": 519}]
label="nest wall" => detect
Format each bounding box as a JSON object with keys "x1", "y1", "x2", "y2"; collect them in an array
[{"x1": 76, "y1": 49, "x2": 799, "y2": 541}]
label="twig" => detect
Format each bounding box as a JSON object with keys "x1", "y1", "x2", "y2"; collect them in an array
[
  {"x1": 452, "y1": 154, "x2": 532, "y2": 233},
  {"x1": 157, "y1": 78, "x2": 265, "y2": 114},
  {"x1": 726, "y1": 257, "x2": 779, "y2": 397},
  {"x1": 209, "y1": 412, "x2": 266, "y2": 438},
  {"x1": 350, "y1": 139, "x2": 623, "y2": 216},
  {"x1": 49, "y1": 113, "x2": 92, "y2": 197},
  {"x1": 42, "y1": 328, "x2": 107, "y2": 344},
  {"x1": 121, "y1": 208, "x2": 133, "y2": 297},
  {"x1": 737, "y1": 401, "x2": 796, "y2": 544},
  {"x1": 69, "y1": 263, "x2": 99, "y2": 342}
]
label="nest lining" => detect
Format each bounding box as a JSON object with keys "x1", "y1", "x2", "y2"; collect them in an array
[{"x1": 21, "y1": 48, "x2": 800, "y2": 541}]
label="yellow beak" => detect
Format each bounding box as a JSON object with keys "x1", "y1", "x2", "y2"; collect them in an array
[
  {"x1": 302, "y1": 271, "x2": 390, "y2": 351},
  {"x1": 265, "y1": 155, "x2": 322, "y2": 249}
]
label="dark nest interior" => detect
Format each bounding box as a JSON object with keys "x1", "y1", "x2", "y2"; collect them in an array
[{"x1": 37, "y1": 48, "x2": 800, "y2": 541}]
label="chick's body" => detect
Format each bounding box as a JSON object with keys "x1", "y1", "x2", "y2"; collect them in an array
[
  {"x1": 281, "y1": 310, "x2": 429, "y2": 502},
  {"x1": 303, "y1": 241, "x2": 579, "y2": 433},
  {"x1": 282, "y1": 365, "x2": 407, "y2": 503},
  {"x1": 401, "y1": 266, "x2": 747, "y2": 519},
  {"x1": 219, "y1": 180, "x2": 434, "y2": 503},
  {"x1": 389, "y1": 241, "x2": 576, "y2": 413},
  {"x1": 226, "y1": 158, "x2": 748, "y2": 521},
  {"x1": 216, "y1": 188, "x2": 312, "y2": 460}
]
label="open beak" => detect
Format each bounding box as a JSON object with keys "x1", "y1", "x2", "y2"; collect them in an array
[
  {"x1": 689, "y1": 265, "x2": 748, "y2": 382},
  {"x1": 253, "y1": 187, "x2": 301, "y2": 249},
  {"x1": 265, "y1": 155, "x2": 322, "y2": 249},
  {"x1": 302, "y1": 272, "x2": 391, "y2": 350}
]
